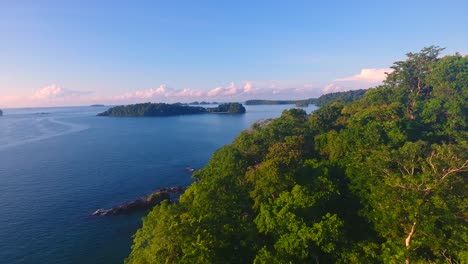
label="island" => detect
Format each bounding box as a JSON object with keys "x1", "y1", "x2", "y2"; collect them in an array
[
  {"x1": 90, "y1": 104, "x2": 105, "y2": 107},
  {"x1": 245, "y1": 99, "x2": 314, "y2": 105},
  {"x1": 188, "y1": 101, "x2": 217, "y2": 105},
  {"x1": 97, "y1": 102, "x2": 246, "y2": 117},
  {"x1": 207, "y1": 102, "x2": 246, "y2": 114},
  {"x1": 0, "y1": 109, "x2": 2, "y2": 116},
  {"x1": 295, "y1": 101, "x2": 309, "y2": 107}
]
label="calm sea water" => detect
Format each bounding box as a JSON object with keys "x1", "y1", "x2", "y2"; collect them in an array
[{"x1": 0, "y1": 104, "x2": 317, "y2": 264}]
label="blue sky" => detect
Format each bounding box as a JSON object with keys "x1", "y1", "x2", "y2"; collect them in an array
[{"x1": 1, "y1": 0, "x2": 467, "y2": 107}]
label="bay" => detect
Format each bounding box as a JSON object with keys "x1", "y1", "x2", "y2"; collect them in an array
[{"x1": 0, "y1": 104, "x2": 317, "y2": 264}]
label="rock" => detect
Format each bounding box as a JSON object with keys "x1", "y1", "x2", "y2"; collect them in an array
[
  {"x1": 92, "y1": 187, "x2": 186, "y2": 216},
  {"x1": 185, "y1": 167, "x2": 196, "y2": 173}
]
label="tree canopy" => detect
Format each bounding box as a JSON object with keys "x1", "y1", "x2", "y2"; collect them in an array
[
  {"x1": 97, "y1": 102, "x2": 246, "y2": 116},
  {"x1": 126, "y1": 47, "x2": 467, "y2": 264},
  {"x1": 245, "y1": 89, "x2": 367, "y2": 107}
]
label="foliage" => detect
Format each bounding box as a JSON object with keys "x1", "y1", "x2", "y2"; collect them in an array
[
  {"x1": 97, "y1": 102, "x2": 246, "y2": 116},
  {"x1": 97, "y1": 103, "x2": 208, "y2": 116},
  {"x1": 295, "y1": 101, "x2": 309, "y2": 107},
  {"x1": 127, "y1": 47, "x2": 468, "y2": 263},
  {"x1": 314, "y1": 89, "x2": 367, "y2": 106},
  {"x1": 207, "y1": 102, "x2": 246, "y2": 114},
  {"x1": 245, "y1": 89, "x2": 366, "y2": 107}
]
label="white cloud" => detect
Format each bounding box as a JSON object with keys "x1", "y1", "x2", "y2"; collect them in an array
[
  {"x1": 33, "y1": 84, "x2": 63, "y2": 99},
  {"x1": 323, "y1": 68, "x2": 392, "y2": 94},
  {"x1": 135, "y1": 84, "x2": 168, "y2": 98},
  {"x1": 33, "y1": 84, "x2": 91, "y2": 99},
  {"x1": 113, "y1": 81, "x2": 324, "y2": 104},
  {"x1": 243, "y1": 82, "x2": 252, "y2": 93},
  {"x1": 0, "y1": 84, "x2": 93, "y2": 107},
  {"x1": 1, "y1": 79, "x2": 335, "y2": 108},
  {"x1": 174, "y1": 88, "x2": 205, "y2": 97},
  {"x1": 206, "y1": 82, "x2": 240, "y2": 97},
  {"x1": 207, "y1": 87, "x2": 223, "y2": 97},
  {"x1": 224, "y1": 82, "x2": 238, "y2": 96}
]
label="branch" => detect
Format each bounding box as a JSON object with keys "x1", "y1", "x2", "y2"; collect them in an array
[
  {"x1": 405, "y1": 221, "x2": 417, "y2": 248},
  {"x1": 427, "y1": 151, "x2": 437, "y2": 173},
  {"x1": 440, "y1": 159, "x2": 468, "y2": 182}
]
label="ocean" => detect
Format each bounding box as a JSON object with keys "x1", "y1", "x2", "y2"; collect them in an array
[{"x1": 0, "y1": 104, "x2": 317, "y2": 264}]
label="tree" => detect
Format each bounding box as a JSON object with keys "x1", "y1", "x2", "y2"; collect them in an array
[
  {"x1": 127, "y1": 47, "x2": 467, "y2": 263},
  {"x1": 385, "y1": 46, "x2": 444, "y2": 120}
]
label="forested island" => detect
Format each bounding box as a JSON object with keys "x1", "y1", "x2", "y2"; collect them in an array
[
  {"x1": 246, "y1": 99, "x2": 315, "y2": 105},
  {"x1": 97, "y1": 102, "x2": 246, "y2": 116},
  {"x1": 188, "y1": 101, "x2": 218, "y2": 105},
  {"x1": 245, "y1": 89, "x2": 367, "y2": 107},
  {"x1": 126, "y1": 47, "x2": 467, "y2": 264}
]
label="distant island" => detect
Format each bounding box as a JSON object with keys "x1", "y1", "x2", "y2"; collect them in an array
[
  {"x1": 295, "y1": 101, "x2": 309, "y2": 107},
  {"x1": 0, "y1": 109, "x2": 2, "y2": 116},
  {"x1": 90, "y1": 104, "x2": 105, "y2": 107},
  {"x1": 245, "y1": 89, "x2": 367, "y2": 107},
  {"x1": 97, "y1": 102, "x2": 246, "y2": 117},
  {"x1": 187, "y1": 101, "x2": 218, "y2": 105},
  {"x1": 245, "y1": 99, "x2": 315, "y2": 105}
]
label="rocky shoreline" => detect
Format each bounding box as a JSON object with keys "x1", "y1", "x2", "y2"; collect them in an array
[{"x1": 92, "y1": 186, "x2": 187, "y2": 216}]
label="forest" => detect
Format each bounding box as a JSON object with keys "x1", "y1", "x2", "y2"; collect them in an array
[
  {"x1": 126, "y1": 47, "x2": 467, "y2": 264},
  {"x1": 245, "y1": 89, "x2": 366, "y2": 108},
  {"x1": 97, "y1": 102, "x2": 246, "y2": 116}
]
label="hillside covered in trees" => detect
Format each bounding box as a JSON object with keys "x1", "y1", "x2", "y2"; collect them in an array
[
  {"x1": 245, "y1": 89, "x2": 367, "y2": 107},
  {"x1": 314, "y1": 89, "x2": 367, "y2": 106},
  {"x1": 97, "y1": 102, "x2": 246, "y2": 116},
  {"x1": 126, "y1": 47, "x2": 467, "y2": 263}
]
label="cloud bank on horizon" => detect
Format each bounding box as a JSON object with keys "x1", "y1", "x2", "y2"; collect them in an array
[
  {"x1": 323, "y1": 68, "x2": 392, "y2": 94},
  {"x1": 33, "y1": 84, "x2": 91, "y2": 99},
  {"x1": 0, "y1": 68, "x2": 390, "y2": 108}
]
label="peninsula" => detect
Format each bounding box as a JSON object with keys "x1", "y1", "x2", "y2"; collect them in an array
[
  {"x1": 97, "y1": 102, "x2": 246, "y2": 117},
  {"x1": 245, "y1": 89, "x2": 367, "y2": 107}
]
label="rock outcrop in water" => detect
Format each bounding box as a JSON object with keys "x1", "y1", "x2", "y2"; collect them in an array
[{"x1": 92, "y1": 186, "x2": 186, "y2": 216}]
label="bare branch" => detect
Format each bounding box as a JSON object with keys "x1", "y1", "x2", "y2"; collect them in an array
[
  {"x1": 439, "y1": 159, "x2": 468, "y2": 182},
  {"x1": 406, "y1": 221, "x2": 417, "y2": 248}
]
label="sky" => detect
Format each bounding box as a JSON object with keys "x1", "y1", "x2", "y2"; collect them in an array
[{"x1": 0, "y1": 0, "x2": 467, "y2": 107}]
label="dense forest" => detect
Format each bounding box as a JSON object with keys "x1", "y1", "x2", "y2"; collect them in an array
[
  {"x1": 126, "y1": 47, "x2": 467, "y2": 264},
  {"x1": 314, "y1": 89, "x2": 367, "y2": 106},
  {"x1": 188, "y1": 101, "x2": 218, "y2": 105},
  {"x1": 245, "y1": 89, "x2": 366, "y2": 107},
  {"x1": 97, "y1": 102, "x2": 245, "y2": 116},
  {"x1": 207, "y1": 102, "x2": 246, "y2": 114}
]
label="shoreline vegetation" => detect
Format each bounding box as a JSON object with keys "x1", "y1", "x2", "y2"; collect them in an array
[
  {"x1": 125, "y1": 47, "x2": 468, "y2": 264},
  {"x1": 97, "y1": 102, "x2": 246, "y2": 117}
]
